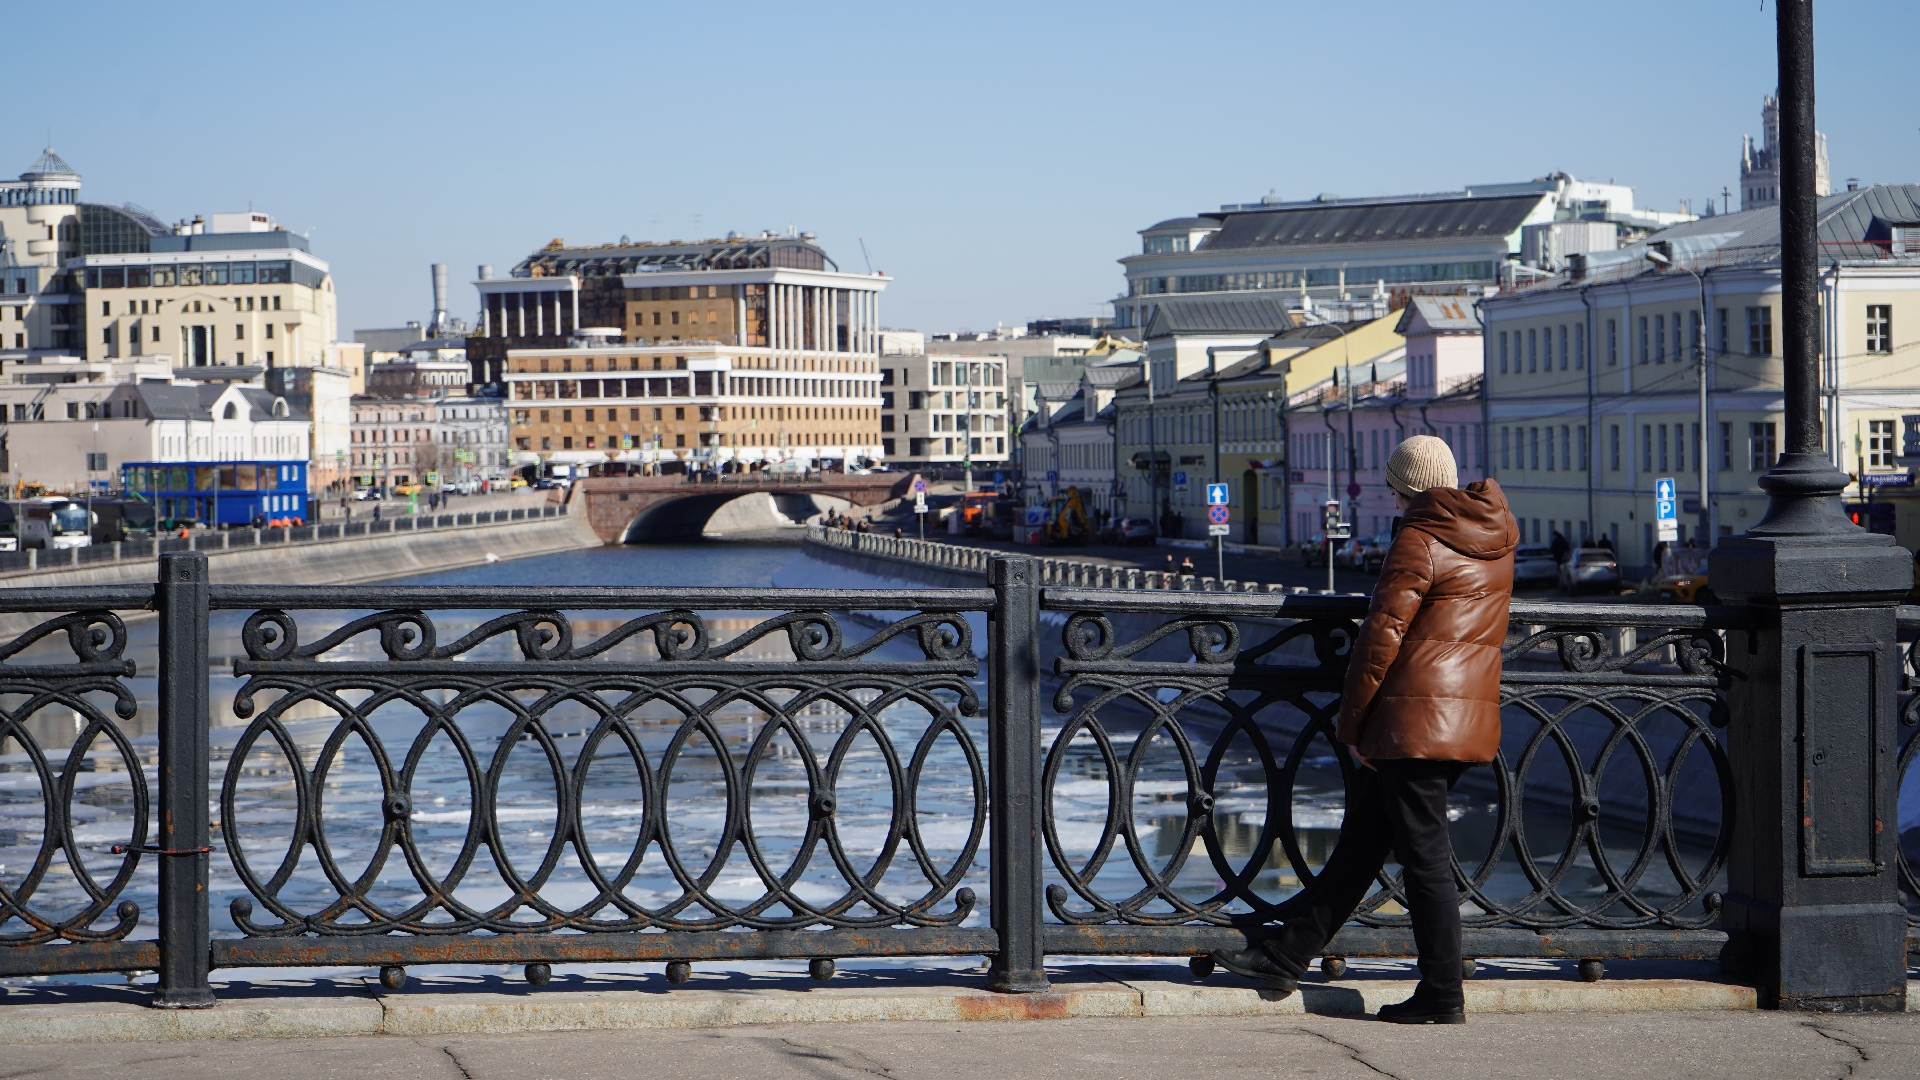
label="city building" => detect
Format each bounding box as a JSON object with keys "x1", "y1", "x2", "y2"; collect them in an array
[
  {"x1": 349, "y1": 398, "x2": 441, "y2": 492},
  {"x1": 876, "y1": 348, "x2": 1012, "y2": 470},
  {"x1": 1739, "y1": 91, "x2": 1830, "y2": 212},
  {"x1": 432, "y1": 395, "x2": 512, "y2": 482},
  {"x1": 0, "y1": 380, "x2": 307, "y2": 498},
  {"x1": 1115, "y1": 175, "x2": 1691, "y2": 333},
  {"x1": 76, "y1": 209, "x2": 336, "y2": 374},
  {"x1": 265, "y1": 365, "x2": 355, "y2": 495},
  {"x1": 1282, "y1": 298, "x2": 1487, "y2": 547},
  {"x1": 1112, "y1": 309, "x2": 1407, "y2": 542},
  {"x1": 478, "y1": 231, "x2": 888, "y2": 474},
  {"x1": 367, "y1": 339, "x2": 469, "y2": 399},
  {"x1": 1480, "y1": 183, "x2": 1920, "y2": 568},
  {"x1": 0, "y1": 148, "x2": 87, "y2": 359},
  {"x1": 466, "y1": 232, "x2": 884, "y2": 390},
  {"x1": 503, "y1": 335, "x2": 883, "y2": 475},
  {"x1": 1019, "y1": 356, "x2": 1140, "y2": 520}
]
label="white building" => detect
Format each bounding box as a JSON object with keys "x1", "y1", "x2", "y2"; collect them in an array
[{"x1": 0, "y1": 381, "x2": 307, "y2": 494}]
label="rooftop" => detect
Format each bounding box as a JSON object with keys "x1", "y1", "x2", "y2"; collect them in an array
[
  {"x1": 515, "y1": 234, "x2": 837, "y2": 279},
  {"x1": 1199, "y1": 194, "x2": 1545, "y2": 254},
  {"x1": 1142, "y1": 296, "x2": 1297, "y2": 338},
  {"x1": 21, "y1": 147, "x2": 77, "y2": 181}
]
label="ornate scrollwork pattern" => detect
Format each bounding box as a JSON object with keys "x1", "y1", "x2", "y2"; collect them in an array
[
  {"x1": 220, "y1": 603, "x2": 986, "y2": 937},
  {"x1": 0, "y1": 609, "x2": 146, "y2": 949},
  {"x1": 1043, "y1": 601, "x2": 1732, "y2": 932}
]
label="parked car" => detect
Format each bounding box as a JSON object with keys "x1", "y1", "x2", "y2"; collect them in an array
[
  {"x1": 1114, "y1": 517, "x2": 1156, "y2": 546},
  {"x1": 1558, "y1": 546, "x2": 1622, "y2": 595},
  {"x1": 1336, "y1": 531, "x2": 1392, "y2": 572},
  {"x1": 1512, "y1": 545, "x2": 1559, "y2": 588},
  {"x1": 1298, "y1": 532, "x2": 1333, "y2": 567},
  {"x1": 1658, "y1": 570, "x2": 1716, "y2": 604},
  {"x1": 352, "y1": 487, "x2": 381, "y2": 501}
]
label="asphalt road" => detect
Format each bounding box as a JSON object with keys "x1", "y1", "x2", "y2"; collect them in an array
[{"x1": 10, "y1": 1011, "x2": 1918, "y2": 1079}]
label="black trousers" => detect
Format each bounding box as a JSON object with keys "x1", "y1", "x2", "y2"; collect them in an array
[{"x1": 1264, "y1": 758, "x2": 1473, "y2": 1007}]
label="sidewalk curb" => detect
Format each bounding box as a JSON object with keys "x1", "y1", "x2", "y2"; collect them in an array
[{"x1": 0, "y1": 970, "x2": 1828, "y2": 1044}]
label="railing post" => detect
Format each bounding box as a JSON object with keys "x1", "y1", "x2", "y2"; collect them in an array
[
  {"x1": 986, "y1": 554, "x2": 1049, "y2": 992},
  {"x1": 152, "y1": 551, "x2": 215, "y2": 1008}
]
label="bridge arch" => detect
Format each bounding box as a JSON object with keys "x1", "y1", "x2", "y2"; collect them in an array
[{"x1": 617, "y1": 490, "x2": 849, "y2": 543}]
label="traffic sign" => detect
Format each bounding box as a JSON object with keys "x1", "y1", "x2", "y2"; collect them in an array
[
  {"x1": 993, "y1": 472, "x2": 1005, "y2": 484},
  {"x1": 1173, "y1": 470, "x2": 1188, "y2": 493},
  {"x1": 1047, "y1": 470, "x2": 1058, "y2": 482},
  {"x1": 1654, "y1": 477, "x2": 1678, "y2": 542},
  {"x1": 1208, "y1": 523, "x2": 1231, "y2": 536},
  {"x1": 1206, "y1": 483, "x2": 1229, "y2": 505},
  {"x1": 1208, "y1": 505, "x2": 1230, "y2": 526},
  {"x1": 915, "y1": 494, "x2": 928, "y2": 514},
  {"x1": 1347, "y1": 481, "x2": 1362, "y2": 498},
  {"x1": 912, "y1": 477, "x2": 929, "y2": 494}
]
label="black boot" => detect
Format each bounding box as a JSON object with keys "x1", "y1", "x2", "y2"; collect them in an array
[
  {"x1": 1209, "y1": 946, "x2": 1299, "y2": 995},
  {"x1": 1377, "y1": 993, "x2": 1465, "y2": 1025}
]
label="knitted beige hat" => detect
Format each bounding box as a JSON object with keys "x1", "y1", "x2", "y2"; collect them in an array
[{"x1": 1385, "y1": 435, "x2": 1458, "y2": 499}]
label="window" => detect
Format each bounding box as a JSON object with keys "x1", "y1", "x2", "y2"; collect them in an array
[
  {"x1": 1498, "y1": 332, "x2": 1508, "y2": 374},
  {"x1": 1642, "y1": 425, "x2": 1652, "y2": 471},
  {"x1": 1527, "y1": 329, "x2": 1537, "y2": 373},
  {"x1": 1655, "y1": 315, "x2": 1666, "y2": 363},
  {"x1": 1500, "y1": 427, "x2": 1511, "y2": 469},
  {"x1": 1543, "y1": 327, "x2": 1553, "y2": 371},
  {"x1": 1606, "y1": 319, "x2": 1617, "y2": 365},
  {"x1": 1573, "y1": 426, "x2": 1583, "y2": 471},
  {"x1": 1639, "y1": 317, "x2": 1649, "y2": 364},
  {"x1": 1528, "y1": 427, "x2": 1539, "y2": 470},
  {"x1": 1558, "y1": 325, "x2": 1568, "y2": 370},
  {"x1": 1658, "y1": 424, "x2": 1668, "y2": 472},
  {"x1": 1609, "y1": 425, "x2": 1620, "y2": 471},
  {"x1": 65, "y1": 402, "x2": 78, "y2": 419},
  {"x1": 1574, "y1": 324, "x2": 1585, "y2": 370},
  {"x1": 1746, "y1": 307, "x2": 1772, "y2": 356},
  {"x1": 1688, "y1": 311, "x2": 1701, "y2": 359},
  {"x1": 1689, "y1": 423, "x2": 1700, "y2": 473},
  {"x1": 1720, "y1": 422, "x2": 1733, "y2": 470},
  {"x1": 1867, "y1": 305, "x2": 1892, "y2": 354},
  {"x1": 1749, "y1": 421, "x2": 1777, "y2": 471},
  {"x1": 1717, "y1": 308, "x2": 1729, "y2": 355},
  {"x1": 1545, "y1": 426, "x2": 1555, "y2": 471},
  {"x1": 1869, "y1": 418, "x2": 1895, "y2": 467}
]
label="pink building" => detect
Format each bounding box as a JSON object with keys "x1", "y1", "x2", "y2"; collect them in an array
[{"x1": 1286, "y1": 297, "x2": 1486, "y2": 545}]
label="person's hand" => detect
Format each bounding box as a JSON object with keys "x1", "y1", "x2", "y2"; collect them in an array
[{"x1": 1351, "y1": 748, "x2": 1373, "y2": 770}]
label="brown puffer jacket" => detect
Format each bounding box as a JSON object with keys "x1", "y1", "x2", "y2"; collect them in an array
[{"x1": 1335, "y1": 479, "x2": 1520, "y2": 763}]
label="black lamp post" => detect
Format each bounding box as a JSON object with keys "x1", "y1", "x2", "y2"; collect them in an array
[{"x1": 1710, "y1": 0, "x2": 1913, "y2": 1011}]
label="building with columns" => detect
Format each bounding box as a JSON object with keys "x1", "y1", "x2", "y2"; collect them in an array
[{"x1": 465, "y1": 233, "x2": 887, "y2": 392}]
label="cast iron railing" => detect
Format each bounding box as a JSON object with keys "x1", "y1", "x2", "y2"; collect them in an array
[{"x1": 0, "y1": 552, "x2": 1909, "y2": 1005}]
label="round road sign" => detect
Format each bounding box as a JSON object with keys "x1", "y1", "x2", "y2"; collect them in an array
[
  {"x1": 1346, "y1": 481, "x2": 1362, "y2": 498},
  {"x1": 912, "y1": 477, "x2": 929, "y2": 494},
  {"x1": 1208, "y1": 504, "x2": 1230, "y2": 526}
]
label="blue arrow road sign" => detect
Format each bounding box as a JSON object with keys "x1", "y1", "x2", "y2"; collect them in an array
[
  {"x1": 1654, "y1": 477, "x2": 1678, "y2": 540},
  {"x1": 1207, "y1": 483, "x2": 1229, "y2": 505}
]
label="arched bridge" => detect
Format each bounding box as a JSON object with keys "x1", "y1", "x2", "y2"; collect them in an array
[{"x1": 575, "y1": 473, "x2": 918, "y2": 543}]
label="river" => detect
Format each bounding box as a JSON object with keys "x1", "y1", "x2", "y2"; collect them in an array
[{"x1": 0, "y1": 542, "x2": 1750, "y2": 984}]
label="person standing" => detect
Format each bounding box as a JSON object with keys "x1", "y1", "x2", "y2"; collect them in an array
[{"x1": 1212, "y1": 435, "x2": 1518, "y2": 1025}]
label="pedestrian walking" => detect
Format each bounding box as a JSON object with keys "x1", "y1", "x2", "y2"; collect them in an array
[{"x1": 1212, "y1": 435, "x2": 1518, "y2": 1025}]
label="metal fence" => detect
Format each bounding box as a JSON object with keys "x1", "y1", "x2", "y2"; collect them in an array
[
  {"x1": 0, "y1": 552, "x2": 1910, "y2": 1007},
  {"x1": 0, "y1": 506, "x2": 565, "y2": 581}
]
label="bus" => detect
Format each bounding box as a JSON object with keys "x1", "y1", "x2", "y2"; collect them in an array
[{"x1": 121, "y1": 461, "x2": 309, "y2": 529}]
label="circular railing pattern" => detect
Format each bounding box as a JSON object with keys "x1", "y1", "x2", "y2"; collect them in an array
[
  {"x1": 1044, "y1": 610, "x2": 1733, "y2": 932},
  {"x1": 0, "y1": 611, "x2": 145, "y2": 946},
  {"x1": 220, "y1": 608, "x2": 986, "y2": 937}
]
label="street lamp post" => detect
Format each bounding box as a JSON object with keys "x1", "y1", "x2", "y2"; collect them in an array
[
  {"x1": 1643, "y1": 246, "x2": 1712, "y2": 544},
  {"x1": 1710, "y1": 0, "x2": 1913, "y2": 1012}
]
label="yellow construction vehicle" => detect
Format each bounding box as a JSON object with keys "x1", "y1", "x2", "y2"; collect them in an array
[{"x1": 1047, "y1": 486, "x2": 1092, "y2": 545}]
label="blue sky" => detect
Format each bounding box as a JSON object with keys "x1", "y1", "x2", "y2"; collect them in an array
[{"x1": 12, "y1": 1, "x2": 1915, "y2": 337}]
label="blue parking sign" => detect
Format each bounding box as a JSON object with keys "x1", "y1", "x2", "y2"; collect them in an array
[{"x1": 1654, "y1": 477, "x2": 1678, "y2": 540}]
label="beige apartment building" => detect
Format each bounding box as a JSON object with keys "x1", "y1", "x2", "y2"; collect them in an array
[
  {"x1": 1483, "y1": 183, "x2": 1920, "y2": 565},
  {"x1": 77, "y1": 212, "x2": 336, "y2": 372}
]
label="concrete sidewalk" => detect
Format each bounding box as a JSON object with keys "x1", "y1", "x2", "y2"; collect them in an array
[
  {"x1": 0, "y1": 960, "x2": 1813, "y2": 1045},
  {"x1": 5, "y1": 1007, "x2": 1920, "y2": 1080}
]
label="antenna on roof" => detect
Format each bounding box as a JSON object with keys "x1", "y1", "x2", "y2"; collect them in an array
[{"x1": 858, "y1": 238, "x2": 873, "y2": 275}]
